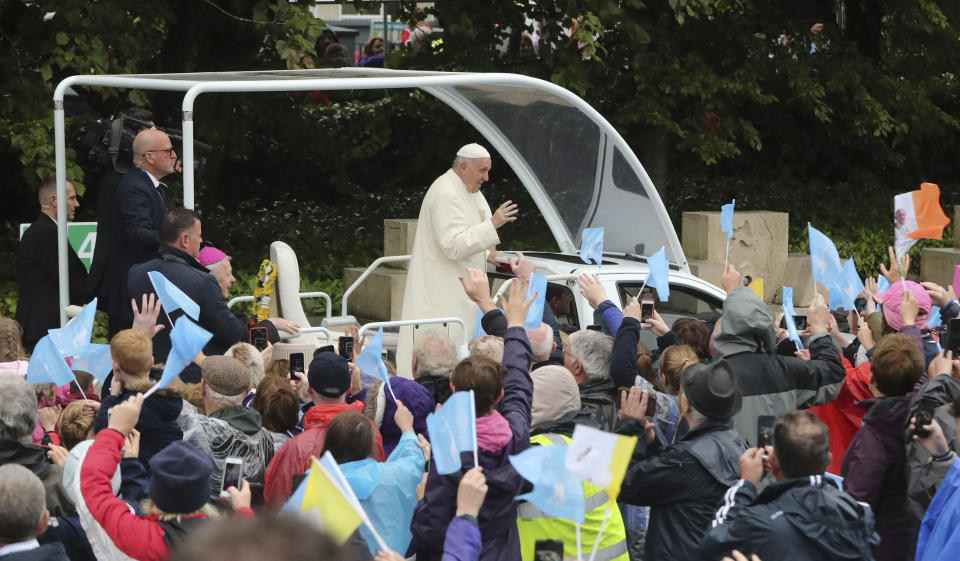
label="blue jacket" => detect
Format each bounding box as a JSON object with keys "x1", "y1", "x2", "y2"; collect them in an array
[
  {"x1": 341, "y1": 431, "x2": 426, "y2": 556},
  {"x1": 127, "y1": 245, "x2": 248, "y2": 383},
  {"x1": 411, "y1": 327, "x2": 533, "y2": 561},
  {"x1": 916, "y1": 459, "x2": 960, "y2": 561}
]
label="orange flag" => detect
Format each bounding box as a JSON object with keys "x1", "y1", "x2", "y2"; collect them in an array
[{"x1": 894, "y1": 182, "x2": 951, "y2": 257}]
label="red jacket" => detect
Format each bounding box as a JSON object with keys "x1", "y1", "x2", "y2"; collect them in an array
[
  {"x1": 263, "y1": 401, "x2": 385, "y2": 506},
  {"x1": 81, "y1": 429, "x2": 254, "y2": 561},
  {"x1": 810, "y1": 357, "x2": 873, "y2": 475}
]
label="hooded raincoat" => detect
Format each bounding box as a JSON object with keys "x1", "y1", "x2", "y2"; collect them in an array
[{"x1": 714, "y1": 287, "x2": 845, "y2": 443}]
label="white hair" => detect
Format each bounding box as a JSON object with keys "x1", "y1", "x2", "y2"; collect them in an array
[
  {"x1": 468, "y1": 335, "x2": 504, "y2": 363},
  {"x1": 413, "y1": 331, "x2": 458, "y2": 377},
  {"x1": 205, "y1": 386, "x2": 247, "y2": 406},
  {"x1": 526, "y1": 323, "x2": 554, "y2": 362},
  {"x1": 0, "y1": 464, "x2": 46, "y2": 543},
  {"x1": 0, "y1": 377, "x2": 39, "y2": 443},
  {"x1": 568, "y1": 330, "x2": 613, "y2": 382}
]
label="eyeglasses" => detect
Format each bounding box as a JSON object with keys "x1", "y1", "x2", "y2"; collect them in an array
[{"x1": 144, "y1": 147, "x2": 176, "y2": 156}]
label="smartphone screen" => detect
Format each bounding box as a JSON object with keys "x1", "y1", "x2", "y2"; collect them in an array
[
  {"x1": 779, "y1": 315, "x2": 807, "y2": 330},
  {"x1": 854, "y1": 297, "x2": 866, "y2": 314},
  {"x1": 289, "y1": 352, "x2": 305, "y2": 376},
  {"x1": 221, "y1": 457, "x2": 243, "y2": 495},
  {"x1": 641, "y1": 299, "x2": 654, "y2": 321},
  {"x1": 534, "y1": 539, "x2": 563, "y2": 561},
  {"x1": 757, "y1": 415, "x2": 775, "y2": 449},
  {"x1": 338, "y1": 336, "x2": 354, "y2": 362},
  {"x1": 913, "y1": 401, "x2": 936, "y2": 438},
  {"x1": 249, "y1": 327, "x2": 268, "y2": 352},
  {"x1": 948, "y1": 319, "x2": 960, "y2": 355}
]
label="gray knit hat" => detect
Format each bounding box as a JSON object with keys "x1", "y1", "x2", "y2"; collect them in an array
[{"x1": 202, "y1": 355, "x2": 250, "y2": 396}]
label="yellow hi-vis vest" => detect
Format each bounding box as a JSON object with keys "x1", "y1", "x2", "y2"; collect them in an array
[{"x1": 516, "y1": 433, "x2": 629, "y2": 561}]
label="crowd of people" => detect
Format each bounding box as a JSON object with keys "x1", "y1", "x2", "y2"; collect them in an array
[
  {"x1": 7, "y1": 137, "x2": 960, "y2": 561},
  {"x1": 4, "y1": 248, "x2": 960, "y2": 561}
]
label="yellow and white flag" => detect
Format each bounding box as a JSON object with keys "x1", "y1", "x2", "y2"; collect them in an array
[
  {"x1": 564, "y1": 424, "x2": 637, "y2": 500},
  {"x1": 299, "y1": 458, "x2": 362, "y2": 544}
]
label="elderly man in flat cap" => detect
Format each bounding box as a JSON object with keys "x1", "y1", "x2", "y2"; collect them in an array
[{"x1": 397, "y1": 144, "x2": 518, "y2": 376}]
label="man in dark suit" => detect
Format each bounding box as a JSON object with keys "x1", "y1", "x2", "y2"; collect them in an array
[
  {"x1": 127, "y1": 209, "x2": 256, "y2": 383},
  {"x1": 16, "y1": 175, "x2": 88, "y2": 351},
  {"x1": 99, "y1": 128, "x2": 177, "y2": 335}
]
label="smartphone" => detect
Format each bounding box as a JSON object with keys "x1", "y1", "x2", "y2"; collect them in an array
[
  {"x1": 221, "y1": 457, "x2": 244, "y2": 496},
  {"x1": 641, "y1": 299, "x2": 654, "y2": 321},
  {"x1": 779, "y1": 315, "x2": 807, "y2": 331},
  {"x1": 338, "y1": 336, "x2": 354, "y2": 362},
  {"x1": 249, "y1": 327, "x2": 268, "y2": 352},
  {"x1": 854, "y1": 297, "x2": 867, "y2": 315},
  {"x1": 534, "y1": 539, "x2": 563, "y2": 561},
  {"x1": 289, "y1": 352, "x2": 305, "y2": 376},
  {"x1": 586, "y1": 324, "x2": 603, "y2": 332},
  {"x1": 314, "y1": 345, "x2": 335, "y2": 359},
  {"x1": 617, "y1": 387, "x2": 657, "y2": 417},
  {"x1": 757, "y1": 415, "x2": 775, "y2": 449},
  {"x1": 947, "y1": 319, "x2": 960, "y2": 355},
  {"x1": 913, "y1": 401, "x2": 937, "y2": 438}
]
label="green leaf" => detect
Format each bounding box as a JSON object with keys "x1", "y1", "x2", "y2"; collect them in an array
[{"x1": 55, "y1": 32, "x2": 69, "y2": 46}]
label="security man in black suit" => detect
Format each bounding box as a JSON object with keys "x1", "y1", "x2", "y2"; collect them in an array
[
  {"x1": 15, "y1": 175, "x2": 89, "y2": 351},
  {"x1": 99, "y1": 128, "x2": 176, "y2": 335}
]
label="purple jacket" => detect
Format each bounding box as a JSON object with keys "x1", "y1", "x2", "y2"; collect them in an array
[
  {"x1": 378, "y1": 377, "x2": 435, "y2": 456},
  {"x1": 411, "y1": 327, "x2": 533, "y2": 561},
  {"x1": 842, "y1": 391, "x2": 919, "y2": 561},
  {"x1": 441, "y1": 517, "x2": 482, "y2": 561}
]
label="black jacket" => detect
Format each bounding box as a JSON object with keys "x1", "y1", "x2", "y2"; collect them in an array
[
  {"x1": 99, "y1": 168, "x2": 167, "y2": 332},
  {"x1": 94, "y1": 379, "x2": 184, "y2": 467},
  {"x1": 619, "y1": 418, "x2": 747, "y2": 561},
  {"x1": 127, "y1": 245, "x2": 247, "y2": 382},
  {"x1": 0, "y1": 439, "x2": 73, "y2": 517},
  {"x1": 415, "y1": 374, "x2": 453, "y2": 405},
  {"x1": 0, "y1": 543, "x2": 69, "y2": 561},
  {"x1": 15, "y1": 214, "x2": 89, "y2": 349},
  {"x1": 577, "y1": 377, "x2": 618, "y2": 432},
  {"x1": 698, "y1": 476, "x2": 879, "y2": 561}
]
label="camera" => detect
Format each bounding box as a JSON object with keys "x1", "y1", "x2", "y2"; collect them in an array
[{"x1": 77, "y1": 112, "x2": 211, "y2": 177}]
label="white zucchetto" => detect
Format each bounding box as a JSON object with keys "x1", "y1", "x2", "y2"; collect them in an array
[{"x1": 456, "y1": 143, "x2": 491, "y2": 159}]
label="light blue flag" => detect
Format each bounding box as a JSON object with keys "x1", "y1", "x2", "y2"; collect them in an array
[
  {"x1": 148, "y1": 316, "x2": 212, "y2": 396},
  {"x1": 877, "y1": 275, "x2": 890, "y2": 294},
  {"x1": 472, "y1": 307, "x2": 487, "y2": 339},
  {"x1": 928, "y1": 305, "x2": 942, "y2": 329},
  {"x1": 808, "y1": 224, "x2": 844, "y2": 294},
  {"x1": 580, "y1": 227, "x2": 604, "y2": 265},
  {"x1": 781, "y1": 287, "x2": 804, "y2": 350},
  {"x1": 148, "y1": 271, "x2": 200, "y2": 321},
  {"x1": 524, "y1": 274, "x2": 548, "y2": 329},
  {"x1": 720, "y1": 200, "x2": 735, "y2": 240},
  {"x1": 47, "y1": 298, "x2": 98, "y2": 357},
  {"x1": 510, "y1": 444, "x2": 585, "y2": 523},
  {"x1": 27, "y1": 336, "x2": 77, "y2": 387},
  {"x1": 355, "y1": 328, "x2": 392, "y2": 399},
  {"x1": 833, "y1": 258, "x2": 865, "y2": 311},
  {"x1": 645, "y1": 246, "x2": 670, "y2": 302},
  {"x1": 427, "y1": 390, "x2": 477, "y2": 474},
  {"x1": 70, "y1": 344, "x2": 113, "y2": 383}
]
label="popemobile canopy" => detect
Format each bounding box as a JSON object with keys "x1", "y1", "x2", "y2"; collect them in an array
[{"x1": 52, "y1": 68, "x2": 686, "y2": 326}]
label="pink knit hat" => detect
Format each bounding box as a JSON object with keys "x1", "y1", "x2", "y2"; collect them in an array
[
  {"x1": 197, "y1": 246, "x2": 228, "y2": 267},
  {"x1": 875, "y1": 280, "x2": 932, "y2": 331}
]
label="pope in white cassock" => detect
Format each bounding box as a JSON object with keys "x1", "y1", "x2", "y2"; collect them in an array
[{"x1": 396, "y1": 143, "x2": 519, "y2": 377}]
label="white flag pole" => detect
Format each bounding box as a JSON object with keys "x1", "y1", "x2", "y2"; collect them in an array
[
  {"x1": 470, "y1": 390, "x2": 479, "y2": 467},
  {"x1": 576, "y1": 521, "x2": 583, "y2": 561},
  {"x1": 586, "y1": 507, "x2": 611, "y2": 561}
]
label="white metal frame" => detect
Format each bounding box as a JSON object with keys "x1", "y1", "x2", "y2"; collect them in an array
[{"x1": 51, "y1": 69, "x2": 685, "y2": 325}]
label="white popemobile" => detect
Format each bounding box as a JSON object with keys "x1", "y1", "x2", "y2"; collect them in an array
[{"x1": 50, "y1": 69, "x2": 725, "y2": 356}]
